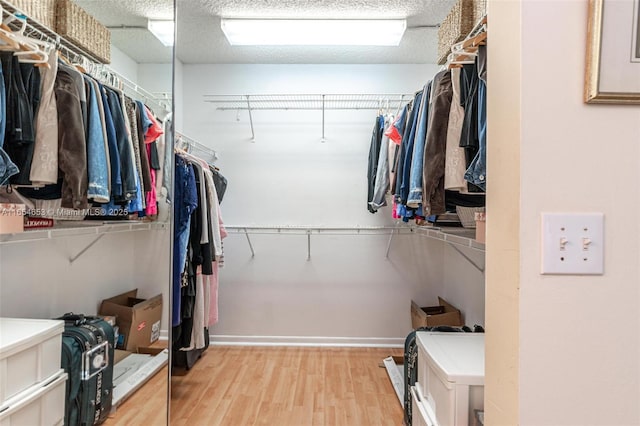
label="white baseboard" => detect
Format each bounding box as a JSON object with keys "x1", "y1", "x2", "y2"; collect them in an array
[
  {"x1": 207, "y1": 335, "x2": 405, "y2": 348},
  {"x1": 160, "y1": 330, "x2": 169, "y2": 341}
]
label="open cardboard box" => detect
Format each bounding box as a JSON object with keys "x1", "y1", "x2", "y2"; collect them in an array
[
  {"x1": 411, "y1": 297, "x2": 463, "y2": 328},
  {"x1": 99, "y1": 289, "x2": 162, "y2": 351}
]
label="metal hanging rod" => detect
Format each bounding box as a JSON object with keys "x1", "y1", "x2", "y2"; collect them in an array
[
  {"x1": 0, "y1": 0, "x2": 170, "y2": 114},
  {"x1": 224, "y1": 224, "x2": 485, "y2": 265},
  {"x1": 204, "y1": 94, "x2": 411, "y2": 142}
]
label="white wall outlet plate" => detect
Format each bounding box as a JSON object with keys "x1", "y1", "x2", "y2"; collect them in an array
[{"x1": 541, "y1": 213, "x2": 604, "y2": 275}]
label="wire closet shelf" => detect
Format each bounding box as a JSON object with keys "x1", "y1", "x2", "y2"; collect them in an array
[
  {"x1": 175, "y1": 133, "x2": 218, "y2": 165},
  {"x1": 204, "y1": 94, "x2": 411, "y2": 111},
  {"x1": 203, "y1": 94, "x2": 412, "y2": 141},
  {"x1": 0, "y1": 0, "x2": 171, "y2": 114}
]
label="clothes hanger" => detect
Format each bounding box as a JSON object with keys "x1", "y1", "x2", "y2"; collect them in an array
[{"x1": 1, "y1": 9, "x2": 51, "y2": 68}]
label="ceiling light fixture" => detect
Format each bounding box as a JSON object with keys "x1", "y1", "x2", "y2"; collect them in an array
[
  {"x1": 220, "y1": 19, "x2": 407, "y2": 46},
  {"x1": 148, "y1": 20, "x2": 175, "y2": 47}
]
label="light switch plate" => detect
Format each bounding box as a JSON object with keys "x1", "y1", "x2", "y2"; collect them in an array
[{"x1": 541, "y1": 213, "x2": 604, "y2": 275}]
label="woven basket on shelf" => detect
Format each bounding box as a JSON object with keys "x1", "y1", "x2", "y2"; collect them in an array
[
  {"x1": 55, "y1": 0, "x2": 111, "y2": 64},
  {"x1": 456, "y1": 206, "x2": 485, "y2": 229},
  {"x1": 6, "y1": 0, "x2": 56, "y2": 30},
  {"x1": 437, "y1": 0, "x2": 486, "y2": 65}
]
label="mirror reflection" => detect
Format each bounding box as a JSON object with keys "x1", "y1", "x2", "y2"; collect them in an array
[
  {"x1": 0, "y1": 0, "x2": 173, "y2": 425},
  {"x1": 170, "y1": 0, "x2": 486, "y2": 425}
]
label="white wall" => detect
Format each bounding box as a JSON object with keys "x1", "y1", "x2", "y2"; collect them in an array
[
  {"x1": 0, "y1": 231, "x2": 165, "y2": 319},
  {"x1": 110, "y1": 45, "x2": 138, "y2": 83},
  {"x1": 180, "y1": 64, "x2": 485, "y2": 343},
  {"x1": 174, "y1": 59, "x2": 184, "y2": 132},
  {"x1": 490, "y1": 1, "x2": 640, "y2": 424},
  {"x1": 138, "y1": 63, "x2": 173, "y2": 94}
]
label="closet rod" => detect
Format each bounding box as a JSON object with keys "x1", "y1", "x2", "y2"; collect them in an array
[
  {"x1": 0, "y1": 0, "x2": 170, "y2": 114},
  {"x1": 225, "y1": 225, "x2": 485, "y2": 263},
  {"x1": 226, "y1": 225, "x2": 414, "y2": 260}
]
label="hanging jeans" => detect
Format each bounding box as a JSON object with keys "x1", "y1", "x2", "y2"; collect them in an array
[
  {"x1": 398, "y1": 90, "x2": 423, "y2": 206},
  {"x1": 407, "y1": 81, "x2": 432, "y2": 208},
  {"x1": 84, "y1": 76, "x2": 110, "y2": 203},
  {"x1": 99, "y1": 83, "x2": 123, "y2": 201}
]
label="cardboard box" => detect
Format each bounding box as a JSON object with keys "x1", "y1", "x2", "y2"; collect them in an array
[
  {"x1": 99, "y1": 290, "x2": 162, "y2": 351},
  {"x1": 411, "y1": 297, "x2": 463, "y2": 328},
  {"x1": 0, "y1": 204, "x2": 25, "y2": 234},
  {"x1": 475, "y1": 212, "x2": 486, "y2": 243}
]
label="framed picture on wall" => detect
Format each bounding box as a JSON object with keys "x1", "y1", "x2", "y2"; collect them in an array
[{"x1": 585, "y1": 0, "x2": 640, "y2": 104}]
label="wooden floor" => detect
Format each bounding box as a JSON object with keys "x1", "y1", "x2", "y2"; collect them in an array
[{"x1": 105, "y1": 346, "x2": 404, "y2": 426}]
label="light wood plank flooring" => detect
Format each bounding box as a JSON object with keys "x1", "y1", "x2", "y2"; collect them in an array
[{"x1": 105, "y1": 346, "x2": 404, "y2": 426}]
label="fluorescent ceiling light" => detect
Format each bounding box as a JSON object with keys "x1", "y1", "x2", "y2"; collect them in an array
[
  {"x1": 148, "y1": 20, "x2": 174, "y2": 47},
  {"x1": 220, "y1": 19, "x2": 406, "y2": 46}
]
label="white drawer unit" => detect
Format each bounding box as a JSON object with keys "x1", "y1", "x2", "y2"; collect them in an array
[
  {"x1": 411, "y1": 384, "x2": 437, "y2": 426},
  {"x1": 0, "y1": 370, "x2": 67, "y2": 426},
  {"x1": 0, "y1": 318, "x2": 64, "y2": 408},
  {"x1": 416, "y1": 332, "x2": 484, "y2": 426}
]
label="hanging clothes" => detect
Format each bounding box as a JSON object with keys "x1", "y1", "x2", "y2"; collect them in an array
[
  {"x1": 30, "y1": 50, "x2": 58, "y2": 185},
  {"x1": 0, "y1": 57, "x2": 18, "y2": 186},
  {"x1": 422, "y1": 70, "x2": 454, "y2": 216},
  {"x1": 55, "y1": 64, "x2": 88, "y2": 209},
  {"x1": 1, "y1": 52, "x2": 37, "y2": 185},
  {"x1": 406, "y1": 81, "x2": 433, "y2": 209},
  {"x1": 444, "y1": 67, "x2": 469, "y2": 192},
  {"x1": 83, "y1": 75, "x2": 110, "y2": 203},
  {"x1": 172, "y1": 155, "x2": 198, "y2": 327},
  {"x1": 369, "y1": 115, "x2": 392, "y2": 212},
  {"x1": 388, "y1": 104, "x2": 408, "y2": 196},
  {"x1": 465, "y1": 45, "x2": 487, "y2": 191},
  {"x1": 366, "y1": 115, "x2": 384, "y2": 213}
]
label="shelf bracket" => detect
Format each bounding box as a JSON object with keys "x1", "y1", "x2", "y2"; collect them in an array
[
  {"x1": 385, "y1": 228, "x2": 396, "y2": 259},
  {"x1": 243, "y1": 227, "x2": 255, "y2": 258},
  {"x1": 448, "y1": 243, "x2": 485, "y2": 273},
  {"x1": 69, "y1": 232, "x2": 108, "y2": 264},
  {"x1": 246, "y1": 95, "x2": 255, "y2": 142},
  {"x1": 321, "y1": 94, "x2": 326, "y2": 143},
  {"x1": 307, "y1": 230, "x2": 311, "y2": 261}
]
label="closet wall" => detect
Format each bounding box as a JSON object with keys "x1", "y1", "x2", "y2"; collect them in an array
[
  {"x1": 488, "y1": 0, "x2": 640, "y2": 424},
  {"x1": 0, "y1": 48, "x2": 173, "y2": 330},
  {"x1": 179, "y1": 64, "x2": 486, "y2": 344}
]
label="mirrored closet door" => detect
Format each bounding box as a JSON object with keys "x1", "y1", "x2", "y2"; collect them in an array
[{"x1": 0, "y1": 0, "x2": 174, "y2": 424}]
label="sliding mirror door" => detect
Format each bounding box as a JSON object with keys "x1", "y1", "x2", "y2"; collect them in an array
[{"x1": 0, "y1": 0, "x2": 174, "y2": 424}]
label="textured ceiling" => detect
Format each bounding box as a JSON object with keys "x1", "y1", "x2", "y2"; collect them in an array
[{"x1": 74, "y1": 0, "x2": 456, "y2": 64}]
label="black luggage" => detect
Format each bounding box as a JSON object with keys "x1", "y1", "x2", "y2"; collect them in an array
[{"x1": 59, "y1": 314, "x2": 115, "y2": 426}]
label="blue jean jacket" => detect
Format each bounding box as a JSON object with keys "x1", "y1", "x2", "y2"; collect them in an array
[
  {"x1": 398, "y1": 90, "x2": 423, "y2": 205},
  {"x1": 84, "y1": 76, "x2": 110, "y2": 203},
  {"x1": 407, "y1": 81, "x2": 432, "y2": 208},
  {"x1": 464, "y1": 79, "x2": 486, "y2": 191}
]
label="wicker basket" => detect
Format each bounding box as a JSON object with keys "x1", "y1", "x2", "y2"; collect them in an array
[
  {"x1": 55, "y1": 0, "x2": 110, "y2": 63},
  {"x1": 6, "y1": 0, "x2": 56, "y2": 30},
  {"x1": 437, "y1": 0, "x2": 486, "y2": 65},
  {"x1": 456, "y1": 206, "x2": 485, "y2": 229}
]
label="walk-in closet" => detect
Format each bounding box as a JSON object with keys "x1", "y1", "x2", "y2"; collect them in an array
[{"x1": 1, "y1": 0, "x2": 639, "y2": 425}]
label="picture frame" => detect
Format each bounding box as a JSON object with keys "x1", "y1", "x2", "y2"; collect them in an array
[{"x1": 584, "y1": 0, "x2": 640, "y2": 104}]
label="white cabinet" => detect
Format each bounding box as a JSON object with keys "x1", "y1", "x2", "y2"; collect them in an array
[
  {"x1": 416, "y1": 332, "x2": 484, "y2": 426},
  {"x1": 0, "y1": 318, "x2": 64, "y2": 408}
]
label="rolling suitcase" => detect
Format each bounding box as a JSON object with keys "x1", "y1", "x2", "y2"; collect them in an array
[{"x1": 58, "y1": 314, "x2": 115, "y2": 426}]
